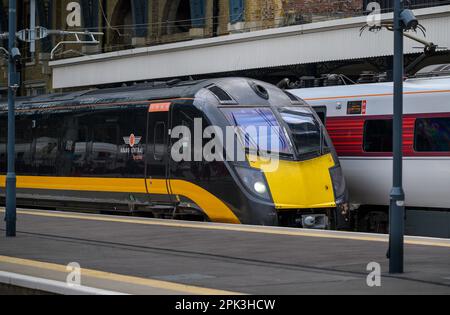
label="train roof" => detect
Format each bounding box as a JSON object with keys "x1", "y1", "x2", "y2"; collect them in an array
[
  {"x1": 0, "y1": 78, "x2": 208, "y2": 112},
  {"x1": 0, "y1": 77, "x2": 298, "y2": 113},
  {"x1": 290, "y1": 76, "x2": 450, "y2": 101}
]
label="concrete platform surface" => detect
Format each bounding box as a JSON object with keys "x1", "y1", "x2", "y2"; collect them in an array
[{"x1": 0, "y1": 208, "x2": 449, "y2": 295}]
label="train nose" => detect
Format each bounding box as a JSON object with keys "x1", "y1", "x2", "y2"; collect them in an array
[{"x1": 250, "y1": 153, "x2": 337, "y2": 209}]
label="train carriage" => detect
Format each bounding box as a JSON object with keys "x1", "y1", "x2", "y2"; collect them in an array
[
  {"x1": 1, "y1": 78, "x2": 348, "y2": 229},
  {"x1": 290, "y1": 69, "x2": 450, "y2": 237}
]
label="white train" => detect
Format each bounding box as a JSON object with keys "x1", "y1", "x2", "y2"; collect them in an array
[{"x1": 290, "y1": 68, "x2": 450, "y2": 237}]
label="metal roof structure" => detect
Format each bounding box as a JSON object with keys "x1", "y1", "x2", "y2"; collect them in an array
[
  {"x1": 291, "y1": 75, "x2": 450, "y2": 101},
  {"x1": 49, "y1": 5, "x2": 450, "y2": 89}
]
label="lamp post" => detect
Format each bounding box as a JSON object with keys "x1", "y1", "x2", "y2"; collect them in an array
[
  {"x1": 389, "y1": 1, "x2": 422, "y2": 275},
  {"x1": 362, "y1": 1, "x2": 422, "y2": 274},
  {"x1": 2, "y1": 0, "x2": 101, "y2": 237},
  {"x1": 5, "y1": 0, "x2": 18, "y2": 237}
]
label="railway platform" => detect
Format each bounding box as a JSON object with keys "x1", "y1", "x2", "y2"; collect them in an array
[{"x1": 0, "y1": 208, "x2": 449, "y2": 295}]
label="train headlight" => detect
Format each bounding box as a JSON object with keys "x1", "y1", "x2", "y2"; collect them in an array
[
  {"x1": 235, "y1": 166, "x2": 272, "y2": 201},
  {"x1": 329, "y1": 165, "x2": 346, "y2": 202},
  {"x1": 254, "y1": 181, "x2": 267, "y2": 195}
]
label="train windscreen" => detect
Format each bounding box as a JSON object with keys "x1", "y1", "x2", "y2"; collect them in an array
[
  {"x1": 277, "y1": 107, "x2": 327, "y2": 157},
  {"x1": 221, "y1": 107, "x2": 294, "y2": 157}
]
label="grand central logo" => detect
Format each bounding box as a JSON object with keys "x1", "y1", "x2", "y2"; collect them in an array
[{"x1": 121, "y1": 134, "x2": 144, "y2": 156}]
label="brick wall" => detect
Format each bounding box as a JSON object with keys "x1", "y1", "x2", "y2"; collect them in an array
[{"x1": 283, "y1": 0, "x2": 363, "y2": 15}]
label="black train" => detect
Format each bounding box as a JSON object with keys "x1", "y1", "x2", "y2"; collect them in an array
[{"x1": 0, "y1": 78, "x2": 348, "y2": 229}]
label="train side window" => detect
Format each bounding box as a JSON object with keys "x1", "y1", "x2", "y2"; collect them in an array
[
  {"x1": 154, "y1": 122, "x2": 166, "y2": 161},
  {"x1": 364, "y1": 120, "x2": 393, "y2": 152},
  {"x1": 89, "y1": 114, "x2": 121, "y2": 176},
  {"x1": 415, "y1": 118, "x2": 450, "y2": 152},
  {"x1": 0, "y1": 118, "x2": 5, "y2": 143},
  {"x1": 93, "y1": 122, "x2": 119, "y2": 144},
  {"x1": 16, "y1": 118, "x2": 34, "y2": 175},
  {"x1": 59, "y1": 114, "x2": 89, "y2": 177},
  {"x1": 313, "y1": 106, "x2": 327, "y2": 125},
  {"x1": 119, "y1": 108, "x2": 147, "y2": 177},
  {"x1": 33, "y1": 115, "x2": 61, "y2": 176}
]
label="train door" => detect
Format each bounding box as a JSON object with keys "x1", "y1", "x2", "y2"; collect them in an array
[
  {"x1": 145, "y1": 103, "x2": 174, "y2": 205},
  {"x1": 168, "y1": 103, "x2": 196, "y2": 183}
]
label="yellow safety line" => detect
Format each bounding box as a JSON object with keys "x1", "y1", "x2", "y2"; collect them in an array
[
  {"x1": 0, "y1": 255, "x2": 241, "y2": 295},
  {"x1": 2, "y1": 208, "x2": 450, "y2": 248}
]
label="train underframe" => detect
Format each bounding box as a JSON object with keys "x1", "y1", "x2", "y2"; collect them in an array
[{"x1": 349, "y1": 205, "x2": 450, "y2": 238}]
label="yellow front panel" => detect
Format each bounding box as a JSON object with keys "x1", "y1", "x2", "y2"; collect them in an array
[{"x1": 249, "y1": 154, "x2": 336, "y2": 209}]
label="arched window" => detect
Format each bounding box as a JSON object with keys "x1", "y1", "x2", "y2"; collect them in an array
[
  {"x1": 80, "y1": 0, "x2": 99, "y2": 30},
  {"x1": 110, "y1": 0, "x2": 133, "y2": 48},
  {"x1": 229, "y1": 0, "x2": 244, "y2": 24},
  {"x1": 161, "y1": 0, "x2": 206, "y2": 36},
  {"x1": 162, "y1": 0, "x2": 192, "y2": 35},
  {"x1": 36, "y1": 0, "x2": 53, "y2": 53}
]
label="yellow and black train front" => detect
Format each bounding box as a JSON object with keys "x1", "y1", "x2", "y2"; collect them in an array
[{"x1": 0, "y1": 78, "x2": 347, "y2": 229}]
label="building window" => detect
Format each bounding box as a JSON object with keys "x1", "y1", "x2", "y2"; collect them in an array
[
  {"x1": 415, "y1": 118, "x2": 450, "y2": 152},
  {"x1": 25, "y1": 85, "x2": 46, "y2": 97},
  {"x1": 364, "y1": 119, "x2": 393, "y2": 152},
  {"x1": 229, "y1": 0, "x2": 244, "y2": 24},
  {"x1": 163, "y1": 0, "x2": 193, "y2": 35}
]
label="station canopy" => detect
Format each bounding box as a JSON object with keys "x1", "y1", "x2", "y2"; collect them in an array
[{"x1": 50, "y1": 5, "x2": 450, "y2": 89}]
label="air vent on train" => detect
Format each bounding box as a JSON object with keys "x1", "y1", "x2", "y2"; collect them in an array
[
  {"x1": 208, "y1": 85, "x2": 236, "y2": 104},
  {"x1": 248, "y1": 81, "x2": 269, "y2": 100},
  {"x1": 284, "y1": 91, "x2": 301, "y2": 103}
]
